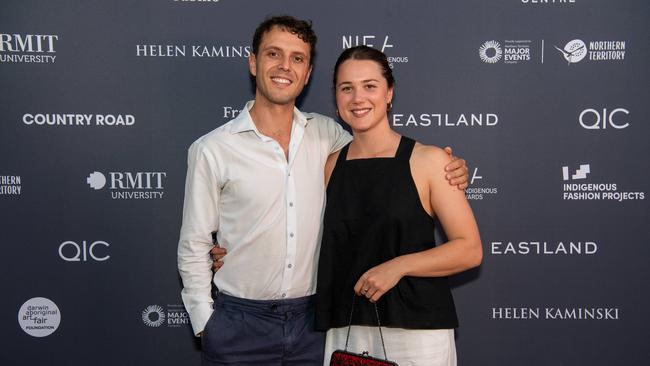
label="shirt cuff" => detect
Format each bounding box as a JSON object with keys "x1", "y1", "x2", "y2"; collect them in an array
[{"x1": 189, "y1": 302, "x2": 214, "y2": 337}]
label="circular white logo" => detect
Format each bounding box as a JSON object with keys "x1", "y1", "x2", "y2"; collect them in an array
[
  {"x1": 18, "y1": 297, "x2": 61, "y2": 337},
  {"x1": 555, "y1": 39, "x2": 587, "y2": 64},
  {"x1": 86, "y1": 171, "x2": 106, "y2": 190},
  {"x1": 479, "y1": 40, "x2": 502, "y2": 64},
  {"x1": 142, "y1": 305, "x2": 165, "y2": 327}
]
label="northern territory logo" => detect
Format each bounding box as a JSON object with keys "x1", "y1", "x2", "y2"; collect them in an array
[{"x1": 554, "y1": 39, "x2": 587, "y2": 65}]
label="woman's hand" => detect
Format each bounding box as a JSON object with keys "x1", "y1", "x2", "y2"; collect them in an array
[{"x1": 354, "y1": 258, "x2": 405, "y2": 303}]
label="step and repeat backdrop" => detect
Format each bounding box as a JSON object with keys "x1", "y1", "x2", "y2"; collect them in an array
[{"x1": 2, "y1": 1, "x2": 649, "y2": 365}]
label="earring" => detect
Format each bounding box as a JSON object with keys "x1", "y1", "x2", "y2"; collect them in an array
[{"x1": 387, "y1": 102, "x2": 393, "y2": 112}]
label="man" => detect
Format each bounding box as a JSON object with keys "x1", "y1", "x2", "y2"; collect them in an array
[{"x1": 178, "y1": 16, "x2": 468, "y2": 365}]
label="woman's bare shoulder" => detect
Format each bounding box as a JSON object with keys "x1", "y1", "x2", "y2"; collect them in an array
[{"x1": 411, "y1": 142, "x2": 452, "y2": 169}]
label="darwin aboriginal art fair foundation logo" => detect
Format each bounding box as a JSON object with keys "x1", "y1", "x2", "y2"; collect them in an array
[
  {"x1": 18, "y1": 297, "x2": 61, "y2": 337},
  {"x1": 86, "y1": 171, "x2": 166, "y2": 199}
]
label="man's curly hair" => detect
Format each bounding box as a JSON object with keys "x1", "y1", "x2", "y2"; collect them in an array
[{"x1": 252, "y1": 15, "x2": 317, "y2": 64}]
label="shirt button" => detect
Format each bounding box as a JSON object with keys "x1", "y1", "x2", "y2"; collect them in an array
[
  {"x1": 281, "y1": 293, "x2": 287, "y2": 298},
  {"x1": 289, "y1": 202, "x2": 294, "y2": 207},
  {"x1": 287, "y1": 264, "x2": 292, "y2": 269},
  {"x1": 289, "y1": 232, "x2": 294, "y2": 238}
]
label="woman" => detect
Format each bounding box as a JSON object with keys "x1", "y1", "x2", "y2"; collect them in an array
[{"x1": 315, "y1": 46, "x2": 482, "y2": 366}]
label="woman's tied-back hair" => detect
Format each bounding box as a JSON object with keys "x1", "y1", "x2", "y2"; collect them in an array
[{"x1": 333, "y1": 45, "x2": 395, "y2": 90}]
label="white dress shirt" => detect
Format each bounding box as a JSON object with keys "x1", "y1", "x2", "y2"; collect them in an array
[{"x1": 178, "y1": 101, "x2": 351, "y2": 335}]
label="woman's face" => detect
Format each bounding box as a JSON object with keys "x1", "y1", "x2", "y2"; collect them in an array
[{"x1": 335, "y1": 59, "x2": 393, "y2": 133}]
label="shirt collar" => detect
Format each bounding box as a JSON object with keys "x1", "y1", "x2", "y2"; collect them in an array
[{"x1": 230, "y1": 100, "x2": 311, "y2": 135}]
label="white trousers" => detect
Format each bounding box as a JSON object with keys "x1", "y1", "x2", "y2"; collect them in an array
[{"x1": 323, "y1": 325, "x2": 457, "y2": 366}]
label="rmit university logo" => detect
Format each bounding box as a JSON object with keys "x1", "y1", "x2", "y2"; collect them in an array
[
  {"x1": 562, "y1": 164, "x2": 590, "y2": 181},
  {"x1": 0, "y1": 33, "x2": 58, "y2": 64},
  {"x1": 554, "y1": 39, "x2": 587, "y2": 65},
  {"x1": 86, "y1": 171, "x2": 166, "y2": 199}
]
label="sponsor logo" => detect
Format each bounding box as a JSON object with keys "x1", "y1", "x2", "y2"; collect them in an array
[
  {"x1": 341, "y1": 34, "x2": 408, "y2": 69},
  {"x1": 22, "y1": 114, "x2": 135, "y2": 127},
  {"x1": 0, "y1": 33, "x2": 58, "y2": 64},
  {"x1": 222, "y1": 106, "x2": 243, "y2": 119},
  {"x1": 562, "y1": 164, "x2": 590, "y2": 180},
  {"x1": 142, "y1": 305, "x2": 165, "y2": 327},
  {"x1": 491, "y1": 241, "x2": 597, "y2": 255},
  {"x1": 173, "y1": 0, "x2": 219, "y2": 2},
  {"x1": 521, "y1": 0, "x2": 576, "y2": 4},
  {"x1": 86, "y1": 171, "x2": 166, "y2": 200},
  {"x1": 142, "y1": 304, "x2": 190, "y2": 328},
  {"x1": 392, "y1": 112, "x2": 498, "y2": 127},
  {"x1": 465, "y1": 168, "x2": 498, "y2": 200},
  {"x1": 58, "y1": 240, "x2": 110, "y2": 262},
  {"x1": 136, "y1": 44, "x2": 250, "y2": 58},
  {"x1": 18, "y1": 297, "x2": 61, "y2": 337},
  {"x1": 1, "y1": 175, "x2": 21, "y2": 195},
  {"x1": 554, "y1": 39, "x2": 587, "y2": 64},
  {"x1": 479, "y1": 41, "x2": 502, "y2": 64},
  {"x1": 491, "y1": 307, "x2": 620, "y2": 320},
  {"x1": 579, "y1": 108, "x2": 629, "y2": 130},
  {"x1": 554, "y1": 39, "x2": 626, "y2": 64},
  {"x1": 562, "y1": 164, "x2": 645, "y2": 201},
  {"x1": 480, "y1": 40, "x2": 533, "y2": 64}
]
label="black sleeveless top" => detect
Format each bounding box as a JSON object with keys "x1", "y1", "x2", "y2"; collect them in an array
[{"x1": 315, "y1": 136, "x2": 458, "y2": 330}]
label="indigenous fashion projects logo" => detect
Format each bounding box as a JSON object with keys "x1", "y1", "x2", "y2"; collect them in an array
[
  {"x1": 561, "y1": 164, "x2": 645, "y2": 201},
  {"x1": 18, "y1": 297, "x2": 61, "y2": 337},
  {"x1": 86, "y1": 171, "x2": 166, "y2": 199},
  {"x1": 0, "y1": 33, "x2": 58, "y2": 64},
  {"x1": 141, "y1": 304, "x2": 189, "y2": 328}
]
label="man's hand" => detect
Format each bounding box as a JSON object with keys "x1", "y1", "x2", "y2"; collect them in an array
[
  {"x1": 211, "y1": 246, "x2": 227, "y2": 271},
  {"x1": 443, "y1": 146, "x2": 469, "y2": 190}
]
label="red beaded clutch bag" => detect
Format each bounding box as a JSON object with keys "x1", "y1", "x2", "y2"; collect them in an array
[{"x1": 329, "y1": 296, "x2": 398, "y2": 366}]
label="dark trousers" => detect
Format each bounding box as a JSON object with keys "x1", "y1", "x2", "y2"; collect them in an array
[{"x1": 201, "y1": 293, "x2": 325, "y2": 365}]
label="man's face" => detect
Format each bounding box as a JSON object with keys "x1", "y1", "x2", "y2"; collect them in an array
[{"x1": 249, "y1": 26, "x2": 313, "y2": 106}]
